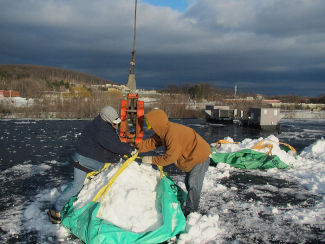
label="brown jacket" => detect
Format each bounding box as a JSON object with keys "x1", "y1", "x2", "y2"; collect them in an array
[{"x1": 137, "y1": 109, "x2": 211, "y2": 172}]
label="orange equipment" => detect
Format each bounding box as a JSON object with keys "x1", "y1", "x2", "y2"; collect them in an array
[
  {"x1": 119, "y1": 0, "x2": 144, "y2": 145},
  {"x1": 120, "y1": 93, "x2": 144, "y2": 145}
]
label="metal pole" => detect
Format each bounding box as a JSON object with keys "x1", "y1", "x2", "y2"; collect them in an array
[
  {"x1": 133, "y1": 0, "x2": 137, "y2": 56},
  {"x1": 129, "y1": 0, "x2": 137, "y2": 75}
]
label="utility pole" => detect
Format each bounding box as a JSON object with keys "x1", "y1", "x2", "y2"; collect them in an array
[
  {"x1": 9, "y1": 90, "x2": 12, "y2": 110},
  {"x1": 234, "y1": 85, "x2": 237, "y2": 99}
]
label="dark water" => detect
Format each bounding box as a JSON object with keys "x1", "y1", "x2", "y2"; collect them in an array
[
  {"x1": 1, "y1": 118, "x2": 324, "y2": 171},
  {"x1": 0, "y1": 118, "x2": 324, "y2": 243}
]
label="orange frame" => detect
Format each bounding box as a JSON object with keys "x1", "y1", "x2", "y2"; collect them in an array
[{"x1": 120, "y1": 93, "x2": 144, "y2": 144}]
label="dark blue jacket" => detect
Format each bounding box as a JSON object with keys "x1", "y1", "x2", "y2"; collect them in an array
[{"x1": 75, "y1": 116, "x2": 134, "y2": 163}]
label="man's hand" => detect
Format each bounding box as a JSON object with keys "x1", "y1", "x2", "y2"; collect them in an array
[
  {"x1": 131, "y1": 149, "x2": 138, "y2": 156},
  {"x1": 142, "y1": 156, "x2": 153, "y2": 164}
]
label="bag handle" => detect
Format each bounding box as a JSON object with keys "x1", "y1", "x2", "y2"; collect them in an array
[
  {"x1": 215, "y1": 140, "x2": 238, "y2": 149},
  {"x1": 252, "y1": 140, "x2": 273, "y2": 155}
]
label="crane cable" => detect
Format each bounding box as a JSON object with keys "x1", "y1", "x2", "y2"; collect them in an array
[{"x1": 129, "y1": 0, "x2": 137, "y2": 75}]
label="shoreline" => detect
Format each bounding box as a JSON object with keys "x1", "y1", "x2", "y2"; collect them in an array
[{"x1": 1, "y1": 110, "x2": 325, "y2": 120}]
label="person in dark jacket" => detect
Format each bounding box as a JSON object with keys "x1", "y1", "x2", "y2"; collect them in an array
[{"x1": 48, "y1": 106, "x2": 137, "y2": 224}]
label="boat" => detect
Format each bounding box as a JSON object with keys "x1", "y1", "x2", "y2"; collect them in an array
[
  {"x1": 203, "y1": 105, "x2": 235, "y2": 124},
  {"x1": 240, "y1": 108, "x2": 281, "y2": 130}
]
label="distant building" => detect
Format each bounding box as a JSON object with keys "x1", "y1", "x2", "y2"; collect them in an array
[
  {"x1": 223, "y1": 96, "x2": 280, "y2": 105},
  {"x1": 0, "y1": 90, "x2": 20, "y2": 98},
  {"x1": 107, "y1": 88, "x2": 118, "y2": 92}
]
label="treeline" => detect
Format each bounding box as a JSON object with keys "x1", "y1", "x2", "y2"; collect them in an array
[
  {"x1": 159, "y1": 82, "x2": 325, "y2": 104},
  {"x1": 159, "y1": 83, "x2": 242, "y2": 101},
  {"x1": 309, "y1": 94, "x2": 325, "y2": 104},
  {"x1": 160, "y1": 82, "x2": 275, "y2": 102},
  {"x1": 0, "y1": 64, "x2": 117, "y2": 98},
  {"x1": 0, "y1": 90, "x2": 124, "y2": 119},
  {"x1": 0, "y1": 90, "x2": 202, "y2": 119}
]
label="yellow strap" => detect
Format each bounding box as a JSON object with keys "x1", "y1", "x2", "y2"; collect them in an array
[
  {"x1": 92, "y1": 153, "x2": 138, "y2": 202},
  {"x1": 252, "y1": 140, "x2": 273, "y2": 155},
  {"x1": 86, "y1": 163, "x2": 111, "y2": 179},
  {"x1": 123, "y1": 155, "x2": 142, "y2": 159},
  {"x1": 252, "y1": 140, "x2": 296, "y2": 156},
  {"x1": 158, "y1": 166, "x2": 165, "y2": 179},
  {"x1": 215, "y1": 140, "x2": 238, "y2": 149},
  {"x1": 279, "y1": 142, "x2": 296, "y2": 155},
  {"x1": 253, "y1": 144, "x2": 273, "y2": 155}
]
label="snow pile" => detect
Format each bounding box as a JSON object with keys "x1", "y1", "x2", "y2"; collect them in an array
[
  {"x1": 212, "y1": 134, "x2": 298, "y2": 166},
  {"x1": 178, "y1": 212, "x2": 222, "y2": 244},
  {"x1": 210, "y1": 135, "x2": 325, "y2": 195},
  {"x1": 74, "y1": 161, "x2": 163, "y2": 233},
  {"x1": 299, "y1": 137, "x2": 325, "y2": 159},
  {"x1": 22, "y1": 187, "x2": 71, "y2": 242}
]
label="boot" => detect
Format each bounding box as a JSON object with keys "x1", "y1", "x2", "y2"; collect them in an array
[{"x1": 48, "y1": 209, "x2": 61, "y2": 224}]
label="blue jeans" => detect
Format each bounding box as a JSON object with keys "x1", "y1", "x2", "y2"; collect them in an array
[
  {"x1": 51, "y1": 153, "x2": 105, "y2": 213},
  {"x1": 184, "y1": 157, "x2": 210, "y2": 213}
]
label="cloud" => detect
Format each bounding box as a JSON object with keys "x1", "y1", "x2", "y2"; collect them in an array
[{"x1": 0, "y1": 0, "x2": 324, "y2": 96}]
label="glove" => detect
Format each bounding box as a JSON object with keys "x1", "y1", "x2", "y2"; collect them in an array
[
  {"x1": 130, "y1": 148, "x2": 138, "y2": 156},
  {"x1": 142, "y1": 156, "x2": 153, "y2": 164}
]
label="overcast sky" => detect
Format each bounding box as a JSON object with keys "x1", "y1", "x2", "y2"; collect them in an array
[{"x1": 1, "y1": 0, "x2": 324, "y2": 96}]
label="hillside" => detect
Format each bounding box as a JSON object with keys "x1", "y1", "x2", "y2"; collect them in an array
[{"x1": 0, "y1": 64, "x2": 117, "y2": 86}]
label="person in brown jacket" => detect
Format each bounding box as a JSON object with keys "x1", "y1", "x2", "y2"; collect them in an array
[{"x1": 137, "y1": 109, "x2": 211, "y2": 217}]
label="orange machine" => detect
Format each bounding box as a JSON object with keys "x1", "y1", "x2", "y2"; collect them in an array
[{"x1": 120, "y1": 93, "x2": 144, "y2": 145}]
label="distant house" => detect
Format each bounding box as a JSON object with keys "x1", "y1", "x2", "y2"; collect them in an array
[{"x1": 0, "y1": 90, "x2": 20, "y2": 98}]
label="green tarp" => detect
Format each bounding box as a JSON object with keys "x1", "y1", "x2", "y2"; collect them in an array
[
  {"x1": 210, "y1": 148, "x2": 289, "y2": 169},
  {"x1": 61, "y1": 176, "x2": 187, "y2": 244}
]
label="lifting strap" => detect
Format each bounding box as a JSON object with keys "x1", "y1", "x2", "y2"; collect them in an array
[
  {"x1": 252, "y1": 140, "x2": 273, "y2": 155},
  {"x1": 86, "y1": 163, "x2": 111, "y2": 179},
  {"x1": 92, "y1": 153, "x2": 165, "y2": 203},
  {"x1": 215, "y1": 140, "x2": 238, "y2": 149}
]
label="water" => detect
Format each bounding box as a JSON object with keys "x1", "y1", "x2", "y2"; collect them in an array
[{"x1": 0, "y1": 118, "x2": 325, "y2": 243}]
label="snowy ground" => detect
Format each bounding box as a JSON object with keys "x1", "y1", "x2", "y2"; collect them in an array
[{"x1": 0, "y1": 119, "x2": 325, "y2": 243}]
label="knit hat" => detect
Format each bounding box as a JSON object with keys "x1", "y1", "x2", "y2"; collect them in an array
[{"x1": 100, "y1": 106, "x2": 121, "y2": 124}]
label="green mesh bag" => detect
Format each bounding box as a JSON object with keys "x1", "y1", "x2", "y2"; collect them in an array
[{"x1": 210, "y1": 148, "x2": 289, "y2": 169}]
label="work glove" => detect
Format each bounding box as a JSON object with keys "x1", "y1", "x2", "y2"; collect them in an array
[
  {"x1": 142, "y1": 156, "x2": 153, "y2": 164},
  {"x1": 130, "y1": 148, "x2": 138, "y2": 156}
]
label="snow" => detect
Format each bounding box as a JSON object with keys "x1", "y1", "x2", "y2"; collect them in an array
[
  {"x1": 2, "y1": 132, "x2": 325, "y2": 243},
  {"x1": 0, "y1": 97, "x2": 34, "y2": 107},
  {"x1": 75, "y1": 162, "x2": 164, "y2": 233}
]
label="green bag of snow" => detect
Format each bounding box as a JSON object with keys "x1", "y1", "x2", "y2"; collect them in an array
[
  {"x1": 60, "y1": 176, "x2": 187, "y2": 244},
  {"x1": 210, "y1": 148, "x2": 289, "y2": 169}
]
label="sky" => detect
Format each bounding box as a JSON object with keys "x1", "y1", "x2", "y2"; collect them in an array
[{"x1": 1, "y1": 0, "x2": 325, "y2": 97}]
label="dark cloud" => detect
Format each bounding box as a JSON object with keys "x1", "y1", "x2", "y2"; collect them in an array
[
  {"x1": 0, "y1": 0, "x2": 324, "y2": 96},
  {"x1": 252, "y1": 1, "x2": 325, "y2": 37}
]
